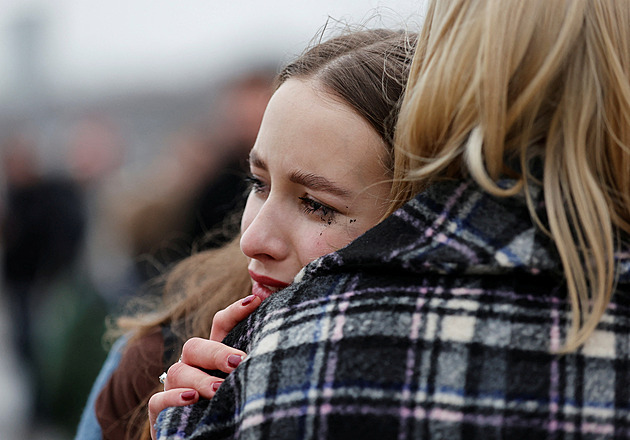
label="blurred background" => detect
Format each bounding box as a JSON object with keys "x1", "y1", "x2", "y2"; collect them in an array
[{"x1": 0, "y1": 1, "x2": 424, "y2": 438}]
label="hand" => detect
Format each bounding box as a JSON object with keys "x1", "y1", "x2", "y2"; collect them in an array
[{"x1": 148, "y1": 294, "x2": 262, "y2": 439}]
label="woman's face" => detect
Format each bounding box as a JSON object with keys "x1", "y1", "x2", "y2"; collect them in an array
[{"x1": 240, "y1": 78, "x2": 391, "y2": 299}]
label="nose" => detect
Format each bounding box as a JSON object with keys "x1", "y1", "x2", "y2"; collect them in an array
[{"x1": 240, "y1": 195, "x2": 291, "y2": 263}]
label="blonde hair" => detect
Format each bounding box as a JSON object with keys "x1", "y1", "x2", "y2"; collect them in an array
[{"x1": 391, "y1": 0, "x2": 630, "y2": 352}]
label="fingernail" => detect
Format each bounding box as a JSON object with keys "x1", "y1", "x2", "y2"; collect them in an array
[
  {"x1": 211, "y1": 382, "x2": 222, "y2": 392},
  {"x1": 242, "y1": 295, "x2": 256, "y2": 306},
  {"x1": 181, "y1": 390, "x2": 197, "y2": 401},
  {"x1": 227, "y1": 354, "x2": 244, "y2": 368}
]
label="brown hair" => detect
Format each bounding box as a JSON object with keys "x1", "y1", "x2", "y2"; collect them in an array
[
  {"x1": 277, "y1": 28, "x2": 417, "y2": 167},
  {"x1": 114, "y1": 26, "x2": 416, "y2": 440}
]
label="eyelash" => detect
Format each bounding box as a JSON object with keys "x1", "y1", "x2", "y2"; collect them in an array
[
  {"x1": 299, "y1": 197, "x2": 337, "y2": 222},
  {"x1": 245, "y1": 174, "x2": 338, "y2": 223},
  {"x1": 245, "y1": 175, "x2": 268, "y2": 194}
]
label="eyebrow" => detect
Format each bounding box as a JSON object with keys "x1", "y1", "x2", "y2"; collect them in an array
[
  {"x1": 249, "y1": 151, "x2": 266, "y2": 170},
  {"x1": 249, "y1": 151, "x2": 353, "y2": 199},
  {"x1": 289, "y1": 170, "x2": 353, "y2": 198}
]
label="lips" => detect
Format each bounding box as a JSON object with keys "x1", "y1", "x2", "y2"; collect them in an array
[{"x1": 248, "y1": 270, "x2": 290, "y2": 300}]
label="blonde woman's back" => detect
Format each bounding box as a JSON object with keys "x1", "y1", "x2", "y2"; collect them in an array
[{"x1": 394, "y1": 0, "x2": 630, "y2": 351}]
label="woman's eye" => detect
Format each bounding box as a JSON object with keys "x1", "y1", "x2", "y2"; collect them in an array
[
  {"x1": 299, "y1": 196, "x2": 337, "y2": 223},
  {"x1": 245, "y1": 174, "x2": 268, "y2": 195}
]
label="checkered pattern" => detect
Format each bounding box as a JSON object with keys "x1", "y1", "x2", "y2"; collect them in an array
[{"x1": 156, "y1": 179, "x2": 630, "y2": 440}]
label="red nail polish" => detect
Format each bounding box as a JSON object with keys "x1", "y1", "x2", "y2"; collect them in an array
[
  {"x1": 181, "y1": 390, "x2": 197, "y2": 401},
  {"x1": 212, "y1": 382, "x2": 222, "y2": 392},
  {"x1": 242, "y1": 295, "x2": 256, "y2": 306},
  {"x1": 227, "y1": 354, "x2": 243, "y2": 368}
]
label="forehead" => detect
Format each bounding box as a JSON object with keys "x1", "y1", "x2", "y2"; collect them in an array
[{"x1": 250, "y1": 79, "x2": 388, "y2": 188}]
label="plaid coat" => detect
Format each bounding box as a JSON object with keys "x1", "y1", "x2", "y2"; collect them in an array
[{"x1": 156, "y1": 179, "x2": 630, "y2": 440}]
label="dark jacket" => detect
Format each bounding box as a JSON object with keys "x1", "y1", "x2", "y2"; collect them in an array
[{"x1": 156, "y1": 178, "x2": 630, "y2": 440}]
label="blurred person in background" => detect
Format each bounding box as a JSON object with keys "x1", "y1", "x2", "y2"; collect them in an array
[
  {"x1": 0, "y1": 129, "x2": 92, "y2": 434},
  {"x1": 31, "y1": 114, "x2": 129, "y2": 435},
  {"x1": 66, "y1": 114, "x2": 130, "y2": 304},
  {"x1": 1, "y1": 132, "x2": 45, "y2": 363}
]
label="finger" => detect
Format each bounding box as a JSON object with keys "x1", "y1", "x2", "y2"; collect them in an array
[
  {"x1": 210, "y1": 294, "x2": 262, "y2": 341},
  {"x1": 168, "y1": 343, "x2": 240, "y2": 397},
  {"x1": 164, "y1": 361, "x2": 225, "y2": 399},
  {"x1": 179, "y1": 337, "x2": 247, "y2": 374},
  {"x1": 148, "y1": 388, "x2": 199, "y2": 439}
]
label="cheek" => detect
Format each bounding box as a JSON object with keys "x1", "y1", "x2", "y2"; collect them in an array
[{"x1": 296, "y1": 226, "x2": 352, "y2": 265}]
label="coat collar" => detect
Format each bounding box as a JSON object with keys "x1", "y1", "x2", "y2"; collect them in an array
[{"x1": 303, "y1": 178, "x2": 630, "y2": 284}]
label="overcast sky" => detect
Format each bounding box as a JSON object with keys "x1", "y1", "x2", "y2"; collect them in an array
[{"x1": 0, "y1": 0, "x2": 426, "y2": 102}]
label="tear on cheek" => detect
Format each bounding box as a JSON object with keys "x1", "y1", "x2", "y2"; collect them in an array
[{"x1": 319, "y1": 215, "x2": 335, "y2": 226}]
